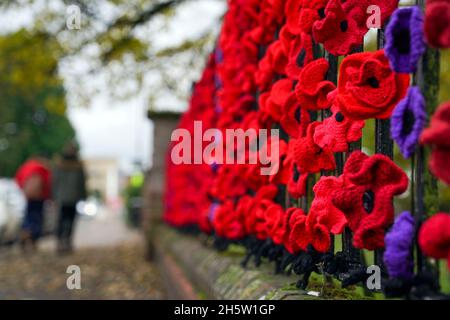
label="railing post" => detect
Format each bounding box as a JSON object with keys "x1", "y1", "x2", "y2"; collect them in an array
[
  {"x1": 343, "y1": 45, "x2": 364, "y2": 265},
  {"x1": 373, "y1": 24, "x2": 393, "y2": 274},
  {"x1": 413, "y1": 0, "x2": 440, "y2": 277}
]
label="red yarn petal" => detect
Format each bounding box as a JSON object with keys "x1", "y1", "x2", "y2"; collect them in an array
[
  {"x1": 424, "y1": 0, "x2": 450, "y2": 48},
  {"x1": 285, "y1": 33, "x2": 315, "y2": 79},
  {"x1": 419, "y1": 213, "x2": 450, "y2": 269},
  {"x1": 280, "y1": 94, "x2": 311, "y2": 138},
  {"x1": 294, "y1": 58, "x2": 336, "y2": 111}
]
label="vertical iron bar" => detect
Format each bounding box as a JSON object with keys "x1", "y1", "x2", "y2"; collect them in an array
[
  {"x1": 374, "y1": 24, "x2": 392, "y2": 274},
  {"x1": 414, "y1": 0, "x2": 440, "y2": 278},
  {"x1": 343, "y1": 44, "x2": 364, "y2": 264},
  {"x1": 324, "y1": 51, "x2": 338, "y2": 256}
]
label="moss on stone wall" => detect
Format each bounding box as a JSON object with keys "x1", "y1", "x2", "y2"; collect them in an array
[{"x1": 153, "y1": 224, "x2": 378, "y2": 300}]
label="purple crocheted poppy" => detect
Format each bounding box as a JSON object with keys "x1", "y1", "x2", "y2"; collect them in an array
[
  {"x1": 384, "y1": 211, "x2": 415, "y2": 280},
  {"x1": 385, "y1": 6, "x2": 426, "y2": 73},
  {"x1": 208, "y1": 202, "x2": 219, "y2": 222},
  {"x1": 391, "y1": 86, "x2": 426, "y2": 159}
]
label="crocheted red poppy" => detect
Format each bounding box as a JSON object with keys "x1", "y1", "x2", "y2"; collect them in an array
[
  {"x1": 284, "y1": 208, "x2": 307, "y2": 254},
  {"x1": 236, "y1": 194, "x2": 254, "y2": 230},
  {"x1": 424, "y1": 0, "x2": 450, "y2": 48},
  {"x1": 279, "y1": 25, "x2": 298, "y2": 54},
  {"x1": 261, "y1": 78, "x2": 295, "y2": 122},
  {"x1": 285, "y1": 33, "x2": 315, "y2": 80},
  {"x1": 312, "y1": 0, "x2": 368, "y2": 56},
  {"x1": 287, "y1": 162, "x2": 309, "y2": 199},
  {"x1": 420, "y1": 102, "x2": 450, "y2": 185},
  {"x1": 268, "y1": 138, "x2": 292, "y2": 185},
  {"x1": 418, "y1": 213, "x2": 450, "y2": 270},
  {"x1": 285, "y1": 0, "x2": 331, "y2": 35},
  {"x1": 213, "y1": 200, "x2": 246, "y2": 240},
  {"x1": 250, "y1": 0, "x2": 285, "y2": 45},
  {"x1": 280, "y1": 94, "x2": 311, "y2": 139},
  {"x1": 264, "y1": 203, "x2": 287, "y2": 245},
  {"x1": 243, "y1": 163, "x2": 269, "y2": 191},
  {"x1": 335, "y1": 50, "x2": 410, "y2": 120},
  {"x1": 285, "y1": 122, "x2": 336, "y2": 198},
  {"x1": 243, "y1": 184, "x2": 279, "y2": 240},
  {"x1": 256, "y1": 40, "x2": 288, "y2": 91},
  {"x1": 332, "y1": 151, "x2": 409, "y2": 250},
  {"x1": 306, "y1": 176, "x2": 348, "y2": 252},
  {"x1": 288, "y1": 176, "x2": 348, "y2": 253},
  {"x1": 211, "y1": 164, "x2": 248, "y2": 202},
  {"x1": 285, "y1": 0, "x2": 303, "y2": 35},
  {"x1": 289, "y1": 122, "x2": 337, "y2": 174},
  {"x1": 298, "y1": 0, "x2": 330, "y2": 35},
  {"x1": 313, "y1": 0, "x2": 399, "y2": 55},
  {"x1": 294, "y1": 58, "x2": 336, "y2": 111},
  {"x1": 314, "y1": 104, "x2": 365, "y2": 152},
  {"x1": 288, "y1": 209, "x2": 310, "y2": 251},
  {"x1": 243, "y1": 136, "x2": 290, "y2": 189}
]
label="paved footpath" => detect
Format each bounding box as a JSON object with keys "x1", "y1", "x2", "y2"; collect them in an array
[{"x1": 0, "y1": 207, "x2": 166, "y2": 299}]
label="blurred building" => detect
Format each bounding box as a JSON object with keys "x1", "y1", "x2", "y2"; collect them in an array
[{"x1": 83, "y1": 158, "x2": 120, "y2": 202}]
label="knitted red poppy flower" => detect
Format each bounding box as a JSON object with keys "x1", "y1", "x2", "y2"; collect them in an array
[
  {"x1": 306, "y1": 176, "x2": 348, "y2": 252},
  {"x1": 243, "y1": 184, "x2": 279, "y2": 240},
  {"x1": 213, "y1": 200, "x2": 246, "y2": 240},
  {"x1": 264, "y1": 203, "x2": 287, "y2": 245},
  {"x1": 335, "y1": 50, "x2": 410, "y2": 120},
  {"x1": 211, "y1": 164, "x2": 248, "y2": 202},
  {"x1": 294, "y1": 58, "x2": 336, "y2": 111},
  {"x1": 244, "y1": 136, "x2": 290, "y2": 189},
  {"x1": 285, "y1": 33, "x2": 315, "y2": 80},
  {"x1": 287, "y1": 162, "x2": 309, "y2": 199},
  {"x1": 288, "y1": 210, "x2": 310, "y2": 251},
  {"x1": 267, "y1": 138, "x2": 292, "y2": 185},
  {"x1": 235, "y1": 194, "x2": 254, "y2": 230},
  {"x1": 332, "y1": 151, "x2": 409, "y2": 250},
  {"x1": 243, "y1": 163, "x2": 269, "y2": 191},
  {"x1": 250, "y1": 0, "x2": 285, "y2": 45},
  {"x1": 285, "y1": 0, "x2": 303, "y2": 35},
  {"x1": 280, "y1": 94, "x2": 311, "y2": 139},
  {"x1": 256, "y1": 40, "x2": 288, "y2": 91},
  {"x1": 288, "y1": 176, "x2": 347, "y2": 253},
  {"x1": 418, "y1": 213, "x2": 450, "y2": 270},
  {"x1": 313, "y1": 0, "x2": 399, "y2": 55},
  {"x1": 420, "y1": 102, "x2": 450, "y2": 185},
  {"x1": 312, "y1": 0, "x2": 367, "y2": 56},
  {"x1": 284, "y1": 208, "x2": 307, "y2": 254},
  {"x1": 424, "y1": 0, "x2": 450, "y2": 48},
  {"x1": 286, "y1": 122, "x2": 336, "y2": 198},
  {"x1": 279, "y1": 25, "x2": 298, "y2": 54},
  {"x1": 289, "y1": 122, "x2": 337, "y2": 174},
  {"x1": 285, "y1": 0, "x2": 330, "y2": 35},
  {"x1": 298, "y1": 0, "x2": 330, "y2": 35},
  {"x1": 261, "y1": 78, "x2": 295, "y2": 122},
  {"x1": 314, "y1": 104, "x2": 365, "y2": 152}
]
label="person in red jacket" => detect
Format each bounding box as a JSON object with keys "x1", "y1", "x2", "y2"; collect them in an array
[{"x1": 15, "y1": 157, "x2": 51, "y2": 251}]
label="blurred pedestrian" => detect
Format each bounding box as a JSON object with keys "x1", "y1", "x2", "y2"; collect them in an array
[
  {"x1": 53, "y1": 141, "x2": 87, "y2": 254},
  {"x1": 15, "y1": 157, "x2": 51, "y2": 252}
]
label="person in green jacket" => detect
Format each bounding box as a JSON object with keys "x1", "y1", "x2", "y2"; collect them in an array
[{"x1": 52, "y1": 142, "x2": 87, "y2": 254}]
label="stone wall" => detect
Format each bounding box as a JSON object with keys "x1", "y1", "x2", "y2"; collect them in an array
[
  {"x1": 153, "y1": 223, "x2": 374, "y2": 300},
  {"x1": 143, "y1": 111, "x2": 181, "y2": 259}
]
